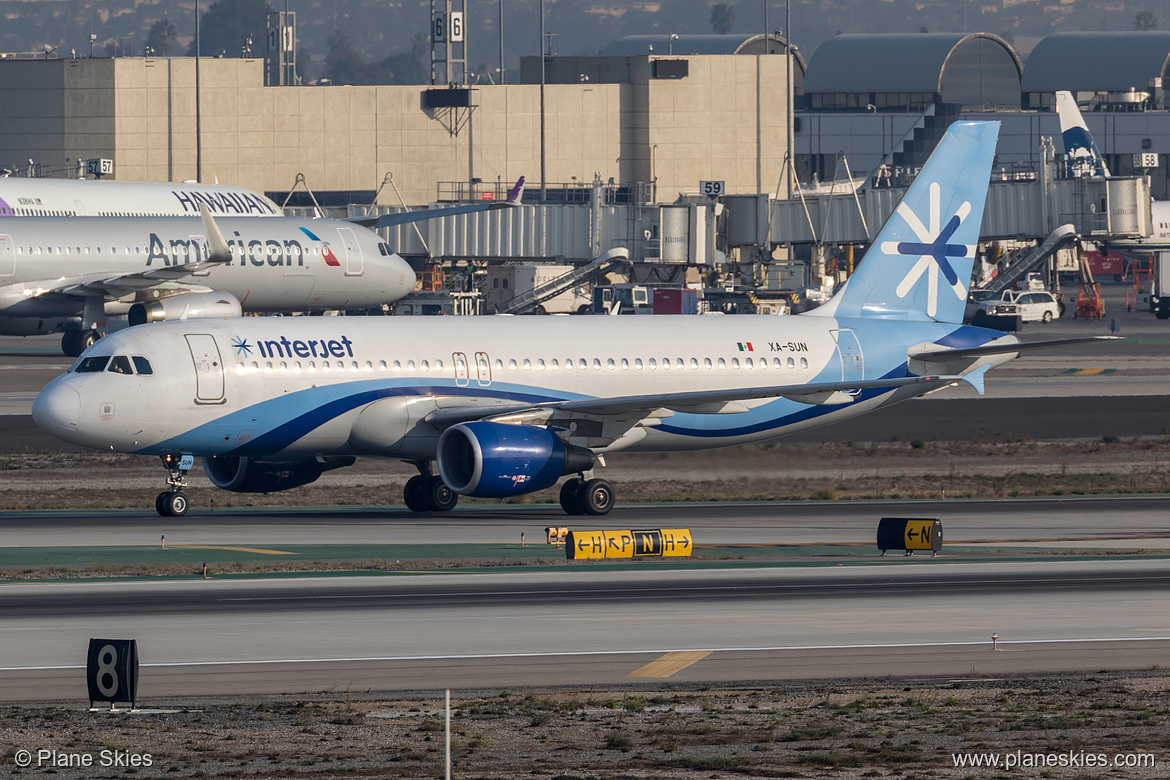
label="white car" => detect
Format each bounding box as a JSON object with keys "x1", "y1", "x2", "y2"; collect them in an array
[
  {"x1": 1002, "y1": 290, "x2": 1062, "y2": 323},
  {"x1": 965, "y1": 289, "x2": 1020, "y2": 329}
]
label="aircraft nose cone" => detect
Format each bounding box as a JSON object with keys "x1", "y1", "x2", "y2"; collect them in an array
[{"x1": 32, "y1": 382, "x2": 81, "y2": 437}]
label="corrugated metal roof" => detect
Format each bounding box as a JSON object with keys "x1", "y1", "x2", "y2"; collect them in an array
[
  {"x1": 804, "y1": 33, "x2": 1019, "y2": 94},
  {"x1": 1021, "y1": 32, "x2": 1170, "y2": 92}
]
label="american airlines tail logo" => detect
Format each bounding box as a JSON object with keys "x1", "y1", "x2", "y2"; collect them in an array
[{"x1": 881, "y1": 181, "x2": 973, "y2": 318}]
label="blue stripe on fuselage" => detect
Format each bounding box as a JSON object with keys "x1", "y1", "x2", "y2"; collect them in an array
[{"x1": 137, "y1": 380, "x2": 571, "y2": 456}]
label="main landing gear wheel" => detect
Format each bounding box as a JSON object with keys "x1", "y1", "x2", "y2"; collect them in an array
[
  {"x1": 156, "y1": 491, "x2": 188, "y2": 517},
  {"x1": 404, "y1": 475, "x2": 429, "y2": 512},
  {"x1": 427, "y1": 477, "x2": 458, "y2": 511},
  {"x1": 403, "y1": 474, "x2": 459, "y2": 512},
  {"x1": 61, "y1": 330, "x2": 99, "y2": 357},
  {"x1": 560, "y1": 477, "x2": 615, "y2": 516},
  {"x1": 581, "y1": 478, "x2": 615, "y2": 516},
  {"x1": 559, "y1": 478, "x2": 586, "y2": 515}
]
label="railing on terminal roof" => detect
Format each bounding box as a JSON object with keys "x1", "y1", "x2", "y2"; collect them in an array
[
  {"x1": 1, "y1": 161, "x2": 86, "y2": 179},
  {"x1": 436, "y1": 180, "x2": 655, "y2": 206}
]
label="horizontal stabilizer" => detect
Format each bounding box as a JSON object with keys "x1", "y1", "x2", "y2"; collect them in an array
[{"x1": 911, "y1": 335, "x2": 1121, "y2": 362}]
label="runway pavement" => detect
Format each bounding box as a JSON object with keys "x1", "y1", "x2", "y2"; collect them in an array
[
  {"x1": 2, "y1": 560, "x2": 1168, "y2": 700},
  {"x1": 4, "y1": 495, "x2": 1170, "y2": 549}
]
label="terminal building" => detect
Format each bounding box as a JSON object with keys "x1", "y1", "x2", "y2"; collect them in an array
[{"x1": 1, "y1": 29, "x2": 1168, "y2": 307}]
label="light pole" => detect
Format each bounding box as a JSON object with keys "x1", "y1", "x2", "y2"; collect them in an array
[
  {"x1": 539, "y1": 0, "x2": 546, "y2": 202},
  {"x1": 668, "y1": 33, "x2": 678, "y2": 55},
  {"x1": 195, "y1": 0, "x2": 202, "y2": 183},
  {"x1": 785, "y1": 0, "x2": 794, "y2": 199}
]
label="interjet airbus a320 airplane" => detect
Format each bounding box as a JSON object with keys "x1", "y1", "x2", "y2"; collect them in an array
[{"x1": 33, "y1": 122, "x2": 1111, "y2": 517}]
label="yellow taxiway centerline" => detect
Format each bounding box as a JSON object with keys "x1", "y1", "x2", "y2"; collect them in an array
[
  {"x1": 171, "y1": 545, "x2": 299, "y2": 555},
  {"x1": 627, "y1": 651, "x2": 712, "y2": 678}
]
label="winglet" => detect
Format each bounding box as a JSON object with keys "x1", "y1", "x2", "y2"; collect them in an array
[
  {"x1": 505, "y1": 175, "x2": 526, "y2": 204},
  {"x1": 198, "y1": 203, "x2": 233, "y2": 264}
]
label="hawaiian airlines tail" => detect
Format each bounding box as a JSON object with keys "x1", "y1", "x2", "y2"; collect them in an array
[
  {"x1": 1056, "y1": 90, "x2": 1110, "y2": 178},
  {"x1": 811, "y1": 121, "x2": 999, "y2": 324}
]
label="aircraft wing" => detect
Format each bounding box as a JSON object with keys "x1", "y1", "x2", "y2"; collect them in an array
[
  {"x1": 348, "y1": 176, "x2": 525, "y2": 229},
  {"x1": 424, "y1": 374, "x2": 959, "y2": 436}
]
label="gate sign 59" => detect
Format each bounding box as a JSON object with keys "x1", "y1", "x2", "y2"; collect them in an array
[
  {"x1": 86, "y1": 638, "x2": 139, "y2": 708},
  {"x1": 433, "y1": 11, "x2": 465, "y2": 43}
]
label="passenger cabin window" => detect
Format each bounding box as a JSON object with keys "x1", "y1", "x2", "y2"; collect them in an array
[
  {"x1": 75, "y1": 356, "x2": 110, "y2": 373},
  {"x1": 107, "y1": 356, "x2": 133, "y2": 375}
]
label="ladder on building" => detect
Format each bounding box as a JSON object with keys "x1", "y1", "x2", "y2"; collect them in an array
[{"x1": 495, "y1": 248, "x2": 630, "y2": 314}]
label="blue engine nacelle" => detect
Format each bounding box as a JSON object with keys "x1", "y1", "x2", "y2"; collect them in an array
[
  {"x1": 203, "y1": 455, "x2": 355, "y2": 493},
  {"x1": 437, "y1": 422, "x2": 596, "y2": 498}
]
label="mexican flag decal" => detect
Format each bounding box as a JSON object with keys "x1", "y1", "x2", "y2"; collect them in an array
[{"x1": 737, "y1": 342, "x2": 753, "y2": 352}]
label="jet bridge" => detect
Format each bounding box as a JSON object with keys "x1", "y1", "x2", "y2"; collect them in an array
[
  {"x1": 731, "y1": 139, "x2": 1152, "y2": 248},
  {"x1": 725, "y1": 175, "x2": 1151, "y2": 248}
]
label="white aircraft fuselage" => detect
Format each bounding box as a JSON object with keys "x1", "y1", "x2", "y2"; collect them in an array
[
  {"x1": 33, "y1": 314, "x2": 1013, "y2": 461},
  {"x1": 0, "y1": 178, "x2": 281, "y2": 217},
  {"x1": 0, "y1": 215, "x2": 414, "y2": 332}
]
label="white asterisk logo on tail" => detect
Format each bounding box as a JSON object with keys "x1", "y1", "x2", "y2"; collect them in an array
[{"x1": 881, "y1": 182, "x2": 973, "y2": 318}]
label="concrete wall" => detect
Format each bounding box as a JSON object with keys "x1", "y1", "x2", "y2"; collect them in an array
[{"x1": 0, "y1": 54, "x2": 790, "y2": 204}]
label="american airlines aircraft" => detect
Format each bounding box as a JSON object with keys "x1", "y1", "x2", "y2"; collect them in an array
[
  {"x1": 0, "y1": 178, "x2": 524, "y2": 355},
  {"x1": 0, "y1": 177, "x2": 282, "y2": 217},
  {"x1": 33, "y1": 123, "x2": 1112, "y2": 517},
  {"x1": 0, "y1": 208, "x2": 414, "y2": 355}
]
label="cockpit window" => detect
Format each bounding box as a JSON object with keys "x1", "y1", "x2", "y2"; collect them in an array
[
  {"x1": 75, "y1": 356, "x2": 110, "y2": 373},
  {"x1": 378, "y1": 243, "x2": 388, "y2": 256},
  {"x1": 132, "y1": 356, "x2": 154, "y2": 375},
  {"x1": 108, "y1": 356, "x2": 133, "y2": 375}
]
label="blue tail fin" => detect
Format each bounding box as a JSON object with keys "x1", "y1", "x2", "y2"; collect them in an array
[
  {"x1": 810, "y1": 121, "x2": 1000, "y2": 324},
  {"x1": 1056, "y1": 91, "x2": 1110, "y2": 178}
]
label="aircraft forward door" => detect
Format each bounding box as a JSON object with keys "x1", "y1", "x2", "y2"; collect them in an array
[
  {"x1": 831, "y1": 329, "x2": 864, "y2": 384},
  {"x1": 0, "y1": 235, "x2": 13, "y2": 276},
  {"x1": 475, "y1": 352, "x2": 492, "y2": 386},
  {"x1": 185, "y1": 334, "x2": 226, "y2": 404},
  {"x1": 336, "y1": 227, "x2": 363, "y2": 276}
]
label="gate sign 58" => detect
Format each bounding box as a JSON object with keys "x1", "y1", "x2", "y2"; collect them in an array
[
  {"x1": 433, "y1": 11, "x2": 465, "y2": 43},
  {"x1": 86, "y1": 638, "x2": 139, "y2": 708}
]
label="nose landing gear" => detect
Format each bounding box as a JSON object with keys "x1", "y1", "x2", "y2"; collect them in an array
[{"x1": 156, "y1": 453, "x2": 193, "y2": 517}]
